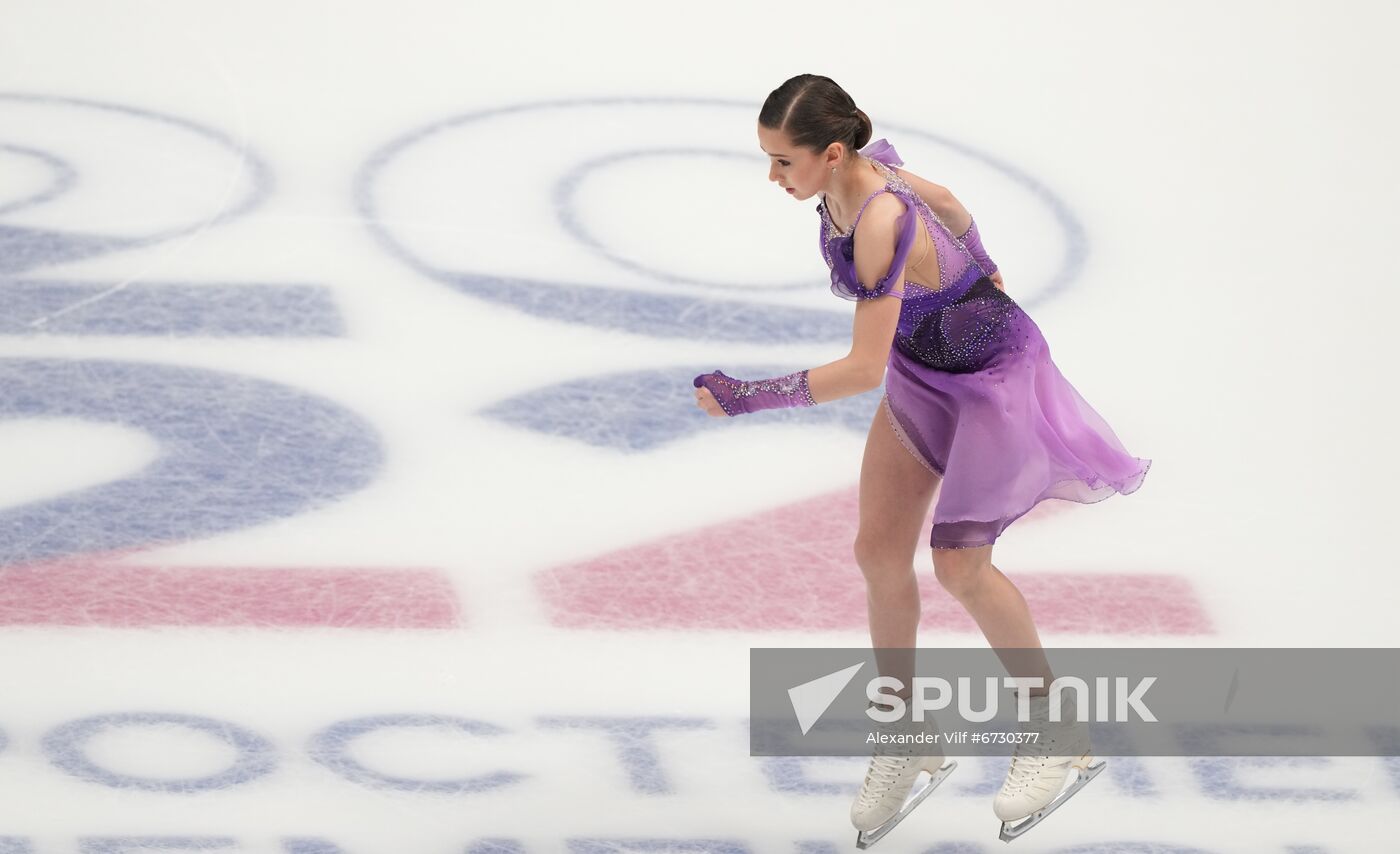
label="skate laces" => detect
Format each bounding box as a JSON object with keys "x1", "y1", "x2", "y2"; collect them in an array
[
  {"x1": 1004, "y1": 736, "x2": 1052, "y2": 791},
  {"x1": 857, "y1": 752, "x2": 921, "y2": 803},
  {"x1": 1003, "y1": 714, "x2": 1088, "y2": 792},
  {"x1": 1003, "y1": 696, "x2": 1070, "y2": 792},
  {"x1": 858, "y1": 703, "x2": 926, "y2": 803}
]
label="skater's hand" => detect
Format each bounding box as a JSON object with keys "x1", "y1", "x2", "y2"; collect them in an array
[
  {"x1": 990, "y1": 270, "x2": 1005, "y2": 292},
  {"x1": 693, "y1": 382, "x2": 727, "y2": 417},
  {"x1": 693, "y1": 368, "x2": 816, "y2": 417}
]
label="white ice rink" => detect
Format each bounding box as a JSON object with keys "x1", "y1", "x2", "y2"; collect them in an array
[{"x1": 1, "y1": 0, "x2": 1398, "y2": 851}]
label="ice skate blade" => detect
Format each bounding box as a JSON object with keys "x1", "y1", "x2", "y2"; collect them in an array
[
  {"x1": 854, "y1": 760, "x2": 957, "y2": 850},
  {"x1": 998, "y1": 758, "x2": 1106, "y2": 844}
]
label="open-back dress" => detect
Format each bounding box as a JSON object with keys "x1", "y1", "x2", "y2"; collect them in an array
[{"x1": 821, "y1": 139, "x2": 1151, "y2": 549}]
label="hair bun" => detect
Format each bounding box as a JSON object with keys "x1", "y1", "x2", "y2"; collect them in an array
[
  {"x1": 852, "y1": 108, "x2": 873, "y2": 151},
  {"x1": 758, "y1": 75, "x2": 874, "y2": 160}
]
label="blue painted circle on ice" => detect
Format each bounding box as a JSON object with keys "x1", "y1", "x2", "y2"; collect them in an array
[
  {"x1": 0, "y1": 92, "x2": 272, "y2": 276},
  {"x1": 0, "y1": 143, "x2": 77, "y2": 217},
  {"x1": 356, "y1": 96, "x2": 1086, "y2": 342},
  {"x1": 554, "y1": 147, "x2": 810, "y2": 291}
]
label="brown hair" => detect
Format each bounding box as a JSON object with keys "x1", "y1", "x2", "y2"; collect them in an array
[{"x1": 759, "y1": 74, "x2": 873, "y2": 160}]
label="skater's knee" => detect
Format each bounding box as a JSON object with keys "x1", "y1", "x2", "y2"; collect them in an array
[
  {"x1": 932, "y1": 547, "x2": 991, "y2": 599},
  {"x1": 853, "y1": 535, "x2": 917, "y2": 585}
]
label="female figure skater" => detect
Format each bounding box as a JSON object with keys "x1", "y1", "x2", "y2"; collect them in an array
[{"x1": 692, "y1": 75, "x2": 1151, "y2": 845}]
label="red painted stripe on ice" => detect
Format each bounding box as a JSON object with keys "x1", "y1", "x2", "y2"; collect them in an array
[
  {"x1": 0, "y1": 552, "x2": 461, "y2": 628},
  {"x1": 537, "y1": 487, "x2": 1211, "y2": 634}
]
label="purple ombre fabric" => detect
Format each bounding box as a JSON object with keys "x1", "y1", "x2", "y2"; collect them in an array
[{"x1": 822, "y1": 139, "x2": 1151, "y2": 549}]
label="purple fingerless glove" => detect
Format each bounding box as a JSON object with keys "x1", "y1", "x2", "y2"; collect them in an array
[
  {"x1": 957, "y1": 217, "x2": 998, "y2": 276},
  {"x1": 693, "y1": 369, "x2": 816, "y2": 417}
]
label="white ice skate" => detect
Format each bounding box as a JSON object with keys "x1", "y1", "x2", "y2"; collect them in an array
[
  {"x1": 851, "y1": 701, "x2": 957, "y2": 849},
  {"x1": 993, "y1": 692, "x2": 1105, "y2": 843}
]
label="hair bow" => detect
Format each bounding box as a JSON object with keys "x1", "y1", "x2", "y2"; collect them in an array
[{"x1": 858, "y1": 138, "x2": 904, "y2": 167}]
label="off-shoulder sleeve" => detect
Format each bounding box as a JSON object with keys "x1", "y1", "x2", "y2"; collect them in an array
[{"x1": 829, "y1": 193, "x2": 918, "y2": 302}]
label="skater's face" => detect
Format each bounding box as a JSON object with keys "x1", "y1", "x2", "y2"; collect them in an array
[{"x1": 758, "y1": 123, "x2": 841, "y2": 202}]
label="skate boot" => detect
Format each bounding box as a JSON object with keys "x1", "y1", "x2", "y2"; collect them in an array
[
  {"x1": 851, "y1": 698, "x2": 957, "y2": 849},
  {"x1": 993, "y1": 691, "x2": 1106, "y2": 842}
]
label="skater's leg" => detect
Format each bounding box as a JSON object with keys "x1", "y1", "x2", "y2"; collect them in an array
[
  {"x1": 855, "y1": 398, "x2": 940, "y2": 693},
  {"x1": 933, "y1": 546, "x2": 1103, "y2": 838},
  {"x1": 930, "y1": 545, "x2": 1053, "y2": 692},
  {"x1": 849, "y1": 401, "x2": 956, "y2": 842}
]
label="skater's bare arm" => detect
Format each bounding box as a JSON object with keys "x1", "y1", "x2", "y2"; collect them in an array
[
  {"x1": 800, "y1": 306, "x2": 898, "y2": 403},
  {"x1": 842, "y1": 194, "x2": 907, "y2": 391},
  {"x1": 695, "y1": 195, "x2": 907, "y2": 410},
  {"x1": 800, "y1": 357, "x2": 883, "y2": 405},
  {"x1": 792, "y1": 196, "x2": 907, "y2": 404},
  {"x1": 891, "y1": 166, "x2": 973, "y2": 236}
]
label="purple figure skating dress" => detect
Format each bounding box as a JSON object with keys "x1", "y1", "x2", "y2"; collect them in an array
[{"x1": 824, "y1": 139, "x2": 1151, "y2": 549}]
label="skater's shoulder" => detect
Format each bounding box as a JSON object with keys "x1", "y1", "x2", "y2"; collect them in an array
[
  {"x1": 887, "y1": 166, "x2": 955, "y2": 217},
  {"x1": 854, "y1": 189, "x2": 911, "y2": 226},
  {"x1": 891, "y1": 166, "x2": 972, "y2": 236},
  {"x1": 847, "y1": 193, "x2": 912, "y2": 263}
]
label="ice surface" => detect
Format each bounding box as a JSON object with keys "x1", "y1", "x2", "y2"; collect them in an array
[{"x1": 0, "y1": 0, "x2": 1397, "y2": 849}]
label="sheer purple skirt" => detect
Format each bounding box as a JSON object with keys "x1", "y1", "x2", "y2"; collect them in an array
[{"x1": 880, "y1": 280, "x2": 1151, "y2": 549}]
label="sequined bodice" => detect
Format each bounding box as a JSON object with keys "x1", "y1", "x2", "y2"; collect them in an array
[
  {"x1": 817, "y1": 153, "x2": 1012, "y2": 373},
  {"x1": 818, "y1": 158, "x2": 987, "y2": 306}
]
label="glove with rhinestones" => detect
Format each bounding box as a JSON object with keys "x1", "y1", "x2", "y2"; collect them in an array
[
  {"x1": 957, "y1": 217, "x2": 998, "y2": 276},
  {"x1": 692, "y1": 369, "x2": 817, "y2": 417}
]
